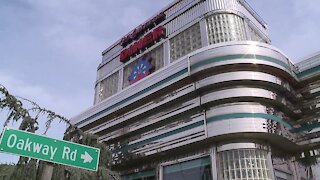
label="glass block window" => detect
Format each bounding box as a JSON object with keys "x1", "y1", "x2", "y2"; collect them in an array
[
  {"x1": 218, "y1": 149, "x2": 271, "y2": 180},
  {"x1": 163, "y1": 157, "x2": 212, "y2": 180},
  {"x1": 170, "y1": 23, "x2": 202, "y2": 62},
  {"x1": 148, "y1": 44, "x2": 164, "y2": 71},
  {"x1": 123, "y1": 45, "x2": 164, "y2": 88},
  {"x1": 97, "y1": 71, "x2": 119, "y2": 102},
  {"x1": 207, "y1": 13, "x2": 247, "y2": 44}
]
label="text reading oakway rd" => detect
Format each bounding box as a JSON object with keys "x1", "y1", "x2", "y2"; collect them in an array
[{"x1": 0, "y1": 128, "x2": 100, "y2": 171}]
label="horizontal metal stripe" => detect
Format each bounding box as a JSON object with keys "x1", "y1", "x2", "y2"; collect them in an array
[
  {"x1": 100, "y1": 71, "x2": 290, "y2": 142},
  {"x1": 76, "y1": 53, "x2": 294, "y2": 127},
  {"x1": 93, "y1": 85, "x2": 197, "y2": 136},
  {"x1": 200, "y1": 88, "x2": 281, "y2": 108},
  {"x1": 112, "y1": 120, "x2": 204, "y2": 153},
  {"x1": 292, "y1": 122, "x2": 320, "y2": 133},
  {"x1": 206, "y1": 113, "x2": 293, "y2": 129},
  {"x1": 191, "y1": 54, "x2": 291, "y2": 72},
  {"x1": 196, "y1": 71, "x2": 285, "y2": 90},
  {"x1": 134, "y1": 133, "x2": 205, "y2": 155},
  {"x1": 129, "y1": 113, "x2": 203, "y2": 144},
  {"x1": 122, "y1": 170, "x2": 155, "y2": 180},
  {"x1": 75, "y1": 68, "x2": 188, "y2": 126},
  {"x1": 98, "y1": 100, "x2": 200, "y2": 142},
  {"x1": 113, "y1": 113, "x2": 294, "y2": 154},
  {"x1": 297, "y1": 65, "x2": 320, "y2": 78}
]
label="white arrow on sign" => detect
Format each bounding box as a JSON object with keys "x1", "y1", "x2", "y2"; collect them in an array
[{"x1": 81, "y1": 151, "x2": 93, "y2": 163}]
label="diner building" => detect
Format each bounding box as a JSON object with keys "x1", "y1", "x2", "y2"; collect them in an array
[{"x1": 71, "y1": 0, "x2": 320, "y2": 179}]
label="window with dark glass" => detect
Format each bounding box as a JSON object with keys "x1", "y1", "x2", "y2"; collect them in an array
[{"x1": 163, "y1": 157, "x2": 212, "y2": 180}]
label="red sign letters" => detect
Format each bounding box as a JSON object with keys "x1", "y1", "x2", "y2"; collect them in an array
[
  {"x1": 119, "y1": 12, "x2": 166, "y2": 63},
  {"x1": 120, "y1": 26, "x2": 166, "y2": 63}
]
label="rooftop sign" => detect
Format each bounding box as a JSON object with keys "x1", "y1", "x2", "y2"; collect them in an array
[
  {"x1": 119, "y1": 12, "x2": 166, "y2": 63},
  {"x1": 120, "y1": 26, "x2": 166, "y2": 63}
]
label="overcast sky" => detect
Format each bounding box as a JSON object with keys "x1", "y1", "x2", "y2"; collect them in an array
[{"x1": 0, "y1": 0, "x2": 319, "y2": 163}]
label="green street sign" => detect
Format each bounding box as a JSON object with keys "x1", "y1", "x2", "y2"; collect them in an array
[{"x1": 0, "y1": 127, "x2": 100, "y2": 171}]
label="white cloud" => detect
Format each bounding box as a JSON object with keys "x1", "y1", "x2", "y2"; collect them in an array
[
  {"x1": 279, "y1": 0, "x2": 320, "y2": 61},
  {"x1": 0, "y1": 73, "x2": 91, "y2": 120},
  {"x1": 119, "y1": 6, "x2": 145, "y2": 31},
  {"x1": 293, "y1": 0, "x2": 320, "y2": 17},
  {"x1": 0, "y1": 73, "x2": 70, "y2": 162},
  {"x1": 0, "y1": 0, "x2": 172, "y2": 164}
]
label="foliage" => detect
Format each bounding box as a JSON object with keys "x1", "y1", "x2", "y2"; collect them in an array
[
  {"x1": 0, "y1": 162, "x2": 39, "y2": 180},
  {"x1": 0, "y1": 85, "x2": 38, "y2": 133},
  {"x1": 0, "y1": 164, "x2": 15, "y2": 180},
  {"x1": 51, "y1": 165, "x2": 119, "y2": 180},
  {"x1": 0, "y1": 84, "x2": 119, "y2": 180}
]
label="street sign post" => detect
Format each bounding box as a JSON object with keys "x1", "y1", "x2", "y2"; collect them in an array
[{"x1": 0, "y1": 127, "x2": 100, "y2": 171}]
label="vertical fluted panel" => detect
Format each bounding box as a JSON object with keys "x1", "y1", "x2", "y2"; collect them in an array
[
  {"x1": 205, "y1": 0, "x2": 240, "y2": 12},
  {"x1": 237, "y1": 1, "x2": 269, "y2": 36},
  {"x1": 165, "y1": 0, "x2": 196, "y2": 18},
  {"x1": 165, "y1": 3, "x2": 205, "y2": 36}
]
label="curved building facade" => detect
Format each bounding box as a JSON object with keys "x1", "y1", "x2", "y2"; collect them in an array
[{"x1": 71, "y1": 0, "x2": 320, "y2": 179}]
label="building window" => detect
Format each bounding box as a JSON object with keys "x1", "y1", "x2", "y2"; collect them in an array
[
  {"x1": 163, "y1": 157, "x2": 212, "y2": 180},
  {"x1": 170, "y1": 23, "x2": 202, "y2": 62},
  {"x1": 148, "y1": 44, "x2": 164, "y2": 71},
  {"x1": 207, "y1": 13, "x2": 247, "y2": 44},
  {"x1": 218, "y1": 149, "x2": 271, "y2": 180},
  {"x1": 96, "y1": 71, "x2": 119, "y2": 102},
  {"x1": 123, "y1": 45, "x2": 163, "y2": 88}
]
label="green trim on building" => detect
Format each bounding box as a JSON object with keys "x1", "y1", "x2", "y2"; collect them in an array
[
  {"x1": 113, "y1": 113, "x2": 294, "y2": 154},
  {"x1": 191, "y1": 54, "x2": 292, "y2": 72},
  {"x1": 113, "y1": 120, "x2": 204, "y2": 153},
  {"x1": 297, "y1": 65, "x2": 320, "y2": 78},
  {"x1": 291, "y1": 121, "x2": 320, "y2": 133},
  {"x1": 206, "y1": 113, "x2": 293, "y2": 129},
  {"x1": 76, "y1": 68, "x2": 188, "y2": 126},
  {"x1": 76, "y1": 54, "x2": 293, "y2": 127}
]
